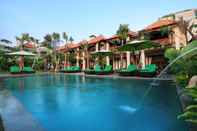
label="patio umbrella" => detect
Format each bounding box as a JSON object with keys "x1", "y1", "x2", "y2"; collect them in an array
[
  {"x1": 7, "y1": 50, "x2": 36, "y2": 56},
  {"x1": 7, "y1": 50, "x2": 36, "y2": 69},
  {"x1": 119, "y1": 40, "x2": 160, "y2": 68},
  {"x1": 91, "y1": 50, "x2": 113, "y2": 66},
  {"x1": 119, "y1": 40, "x2": 160, "y2": 52}
]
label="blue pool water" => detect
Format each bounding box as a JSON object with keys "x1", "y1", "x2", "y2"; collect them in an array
[{"x1": 2, "y1": 74, "x2": 188, "y2": 131}]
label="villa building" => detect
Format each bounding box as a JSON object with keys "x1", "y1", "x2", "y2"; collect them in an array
[
  {"x1": 57, "y1": 9, "x2": 196, "y2": 71},
  {"x1": 58, "y1": 32, "x2": 137, "y2": 70},
  {"x1": 161, "y1": 8, "x2": 197, "y2": 43}
]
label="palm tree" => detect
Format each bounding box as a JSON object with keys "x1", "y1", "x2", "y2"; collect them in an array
[
  {"x1": 43, "y1": 34, "x2": 53, "y2": 48},
  {"x1": 81, "y1": 41, "x2": 90, "y2": 69},
  {"x1": 178, "y1": 17, "x2": 195, "y2": 43},
  {"x1": 69, "y1": 37, "x2": 74, "y2": 43},
  {"x1": 116, "y1": 24, "x2": 130, "y2": 68},
  {"x1": 52, "y1": 32, "x2": 60, "y2": 41},
  {"x1": 116, "y1": 24, "x2": 130, "y2": 46},
  {"x1": 16, "y1": 33, "x2": 30, "y2": 50},
  {"x1": 63, "y1": 32, "x2": 68, "y2": 43}
]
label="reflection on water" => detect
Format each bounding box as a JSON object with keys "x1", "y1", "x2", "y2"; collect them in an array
[{"x1": 119, "y1": 105, "x2": 137, "y2": 114}]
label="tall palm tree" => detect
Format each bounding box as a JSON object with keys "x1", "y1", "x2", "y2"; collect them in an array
[
  {"x1": 178, "y1": 17, "x2": 195, "y2": 43},
  {"x1": 116, "y1": 24, "x2": 130, "y2": 68},
  {"x1": 52, "y1": 32, "x2": 60, "y2": 41},
  {"x1": 69, "y1": 37, "x2": 74, "y2": 43},
  {"x1": 81, "y1": 41, "x2": 90, "y2": 69},
  {"x1": 116, "y1": 24, "x2": 130, "y2": 46},
  {"x1": 16, "y1": 33, "x2": 30, "y2": 50},
  {"x1": 43, "y1": 34, "x2": 53, "y2": 48},
  {"x1": 63, "y1": 32, "x2": 68, "y2": 43}
]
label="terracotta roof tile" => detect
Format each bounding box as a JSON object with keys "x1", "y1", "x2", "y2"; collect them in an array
[
  {"x1": 105, "y1": 31, "x2": 137, "y2": 41},
  {"x1": 144, "y1": 19, "x2": 176, "y2": 31},
  {"x1": 88, "y1": 35, "x2": 105, "y2": 45}
]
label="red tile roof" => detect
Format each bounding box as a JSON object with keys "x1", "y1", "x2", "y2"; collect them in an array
[
  {"x1": 88, "y1": 35, "x2": 106, "y2": 45},
  {"x1": 144, "y1": 19, "x2": 177, "y2": 31},
  {"x1": 105, "y1": 31, "x2": 137, "y2": 41},
  {"x1": 56, "y1": 42, "x2": 80, "y2": 52}
]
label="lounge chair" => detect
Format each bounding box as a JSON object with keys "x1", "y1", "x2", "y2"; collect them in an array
[
  {"x1": 62, "y1": 66, "x2": 81, "y2": 73},
  {"x1": 84, "y1": 64, "x2": 101, "y2": 74},
  {"x1": 95, "y1": 65, "x2": 113, "y2": 75},
  {"x1": 117, "y1": 64, "x2": 138, "y2": 76},
  {"x1": 139, "y1": 64, "x2": 157, "y2": 77},
  {"x1": 10, "y1": 66, "x2": 21, "y2": 74},
  {"x1": 22, "y1": 66, "x2": 35, "y2": 73}
]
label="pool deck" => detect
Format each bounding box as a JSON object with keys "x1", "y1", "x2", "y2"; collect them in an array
[{"x1": 0, "y1": 72, "x2": 173, "y2": 131}]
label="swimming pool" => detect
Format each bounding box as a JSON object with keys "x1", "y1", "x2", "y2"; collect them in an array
[{"x1": 2, "y1": 74, "x2": 187, "y2": 131}]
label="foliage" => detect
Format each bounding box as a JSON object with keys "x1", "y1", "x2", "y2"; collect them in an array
[
  {"x1": 67, "y1": 52, "x2": 76, "y2": 65},
  {"x1": 33, "y1": 57, "x2": 45, "y2": 71},
  {"x1": 116, "y1": 24, "x2": 130, "y2": 45},
  {"x1": 164, "y1": 41, "x2": 197, "y2": 87},
  {"x1": 177, "y1": 17, "x2": 196, "y2": 42},
  {"x1": 69, "y1": 37, "x2": 74, "y2": 43},
  {"x1": 63, "y1": 32, "x2": 68, "y2": 42},
  {"x1": 164, "y1": 48, "x2": 180, "y2": 63},
  {"x1": 52, "y1": 32, "x2": 60, "y2": 40},
  {"x1": 0, "y1": 51, "x2": 16, "y2": 71},
  {"x1": 178, "y1": 87, "x2": 197, "y2": 124}
]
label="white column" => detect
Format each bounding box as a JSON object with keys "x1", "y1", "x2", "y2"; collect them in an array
[
  {"x1": 106, "y1": 43, "x2": 109, "y2": 51},
  {"x1": 76, "y1": 48, "x2": 79, "y2": 66},
  {"x1": 106, "y1": 57, "x2": 110, "y2": 65},
  {"x1": 96, "y1": 43, "x2": 99, "y2": 52},
  {"x1": 126, "y1": 51, "x2": 130, "y2": 67},
  {"x1": 140, "y1": 50, "x2": 146, "y2": 69},
  {"x1": 82, "y1": 51, "x2": 86, "y2": 70}
]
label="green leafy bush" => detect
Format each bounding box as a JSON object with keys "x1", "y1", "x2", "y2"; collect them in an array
[
  {"x1": 164, "y1": 41, "x2": 197, "y2": 86},
  {"x1": 178, "y1": 87, "x2": 197, "y2": 124}
]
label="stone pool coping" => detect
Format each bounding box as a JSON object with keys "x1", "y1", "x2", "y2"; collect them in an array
[
  {"x1": 0, "y1": 72, "x2": 173, "y2": 131},
  {"x1": 0, "y1": 72, "x2": 173, "y2": 81}
]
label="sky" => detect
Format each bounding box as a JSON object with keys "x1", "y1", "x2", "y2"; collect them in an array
[{"x1": 0, "y1": 0, "x2": 196, "y2": 44}]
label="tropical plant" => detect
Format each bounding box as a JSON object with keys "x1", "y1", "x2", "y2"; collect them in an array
[
  {"x1": 43, "y1": 34, "x2": 53, "y2": 49},
  {"x1": 178, "y1": 86, "x2": 197, "y2": 124},
  {"x1": 52, "y1": 32, "x2": 60, "y2": 41},
  {"x1": 164, "y1": 40, "x2": 197, "y2": 87},
  {"x1": 69, "y1": 37, "x2": 74, "y2": 43},
  {"x1": 80, "y1": 41, "x2": 90, "y2": 68},
  {"x1": 116, "y1": 24, "x2": 130, "y2": 46},
  {"x1": 67, "y1": 52, "x2": 76, "y2": 65},
  {"x1": 0, "y1": 50, "x2": 16, "y2": 71},
  {"x1": 116, "y1": 24, "x2": 130, "y2": 68},
  {"x1": 177, "y1": 17, "x2": 196, "y2": 42},
  {"x1": 63, "y1": 32, "x2": 68, "y2": 43}
]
